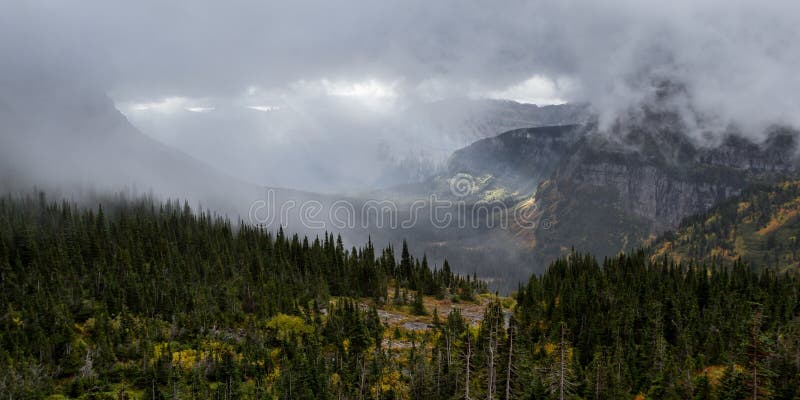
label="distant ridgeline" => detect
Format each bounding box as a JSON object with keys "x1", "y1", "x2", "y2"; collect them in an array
[{"x1": 4, "y1": 193, "x2": 800, "y2": 398}]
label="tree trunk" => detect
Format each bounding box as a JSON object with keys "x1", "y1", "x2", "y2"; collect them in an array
[
  {"x1": 595, "y1": 356, "x2": 601, "y2": 400},
  {"x1": 505, "y1": 328, "x2": 513, "y2": 400},
  {"x1": 487, "y1": 331, "x2": 495, "y2": 400},
  {"x1": 560, "y1": 323, "x2": 566, "y2": 400},
  {"x1": 465, "y1": 334, "x2": 472, "y2": 400}
]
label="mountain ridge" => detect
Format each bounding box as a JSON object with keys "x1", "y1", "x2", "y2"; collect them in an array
[{"x1": 421, "y1": 108, "x2": 800, "y2": 284}]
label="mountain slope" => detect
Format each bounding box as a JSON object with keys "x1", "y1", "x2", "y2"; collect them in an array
[
  {"x1": 444, "y1": 124, "x2": 584, "y2": 200},
  {"x1": 522, "y1": 122, "x2": 799, "y2": 265},
  {"x1": 375, "y1": 99, "x2": 590, "y2": 186},
  {"x1": 651, "y1": 180, "x2": 800, "y2": 270},
  {"x1": 414, "y1": 97, "x2": 800, "y2": 284},
  {"x1": 0, "y1": 78, "x2": 266, "y2": 218}
]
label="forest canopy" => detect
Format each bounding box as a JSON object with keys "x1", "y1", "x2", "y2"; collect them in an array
[{"x1": 2, "y1": 193, "x2": 800, "y2": 399}]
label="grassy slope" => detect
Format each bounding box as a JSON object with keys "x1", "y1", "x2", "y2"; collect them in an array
[{"x1": 651, "y1": 180, "x2": 800, "y2": 271}]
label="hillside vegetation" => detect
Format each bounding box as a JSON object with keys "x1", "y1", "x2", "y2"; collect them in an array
[
  {"x1": 4, "y1": 193, "x2": 800, "y2": 398},
  {"x1": 0, "y1": 193, "x2": 483, "y2": 398},
  {"x1": 652, "y1": 180, "x2": 800, "y2": 270}
]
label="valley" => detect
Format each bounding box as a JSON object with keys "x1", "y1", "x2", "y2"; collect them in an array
[{"x1": 4, "y1": 2, "x2": 800, "y2": 397}]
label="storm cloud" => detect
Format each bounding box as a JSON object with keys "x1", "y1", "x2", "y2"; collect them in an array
[{"x1": 2, "y1": 0, "x2": 799, "y2": 191}]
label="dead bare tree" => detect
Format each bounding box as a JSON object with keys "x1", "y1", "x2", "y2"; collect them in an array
[
  {"x1": 547, "y1": 322, "x2": 575, "y2": 400},
  {"x1": 504, "y1": 326, "x2": 514, "y2": 400},
  {"x1": 465, "y1": 332, "x2": 472, "y2": 400},
  {"x1": 487, "y1": 324, "x2": 496, "y2": 400}
]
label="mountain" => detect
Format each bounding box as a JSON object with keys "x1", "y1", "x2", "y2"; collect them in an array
[
  {"x1": 380, "y1": 124, "x2": 583, "y2": 202},
  {"x1": 0, "y1": 78, "x2": 539, "y2": 280},
  {"x1": 4, "y1": 75, "x2": 799, "y2": 292},
  {"x1": 521, "y1": 121, "x2": 798, "y2": 267},
  {"x1": 118, "y1": 95, "x2": 589, "y2": 193},
  {"x1": 0, "y1": 77, "x2": 267, "y2": 218},
  {"x1": 396, "y1": 97, "x2": 800, "y2": 287},
  {"x1": 651, "y1": 180, "x2": 800, "y2": 271},
  {"x1": 373, "y1": 99, "x2": 590, "y2": 187},
  {"x1": 404, "y1": 98, "x2": 590, "y2": 149}
]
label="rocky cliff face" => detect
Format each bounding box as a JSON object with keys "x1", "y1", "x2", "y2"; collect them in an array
[
  {"x1": 424, "y1": 99, "x2": 800, "y2": 283},
  {"x1": 525, "y1": 119, "x2": 799, "y2": 265},
  {"x1": 554, "y1": 127, "x2": 796, "y2": 227},
  {"x1": 443, "y1": 124, "x2": 584, "y2": 200},
  {"x1": 701, "y1": 132, "x2": 798, "y2": 173},
  {"x1": 364, "y1": 92, "x2": 800, "y2": 290}
]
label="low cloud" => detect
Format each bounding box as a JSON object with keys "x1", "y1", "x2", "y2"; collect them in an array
[
  {"x1": 486, "y1": 75, "x2": 571, "y2": 106},
  {"x1": 2, "y1": 0, "x2": 799, "y2": 192}
]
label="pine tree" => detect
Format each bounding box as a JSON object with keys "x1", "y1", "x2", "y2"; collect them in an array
[
  {"x1": 693, "y1": 374, "x2": 712, "y2": 400},
  {"x1": 546, "y1": 322, "x2": 576, "y2": 400},
  {"x1": 718, "y1": 364, "x2": 747, "y2": 400},
  {"x1": 412, "y1": 285, "x2": 427, "y2": 316},
  {"x1": 744, "y1": 304, "x2": 773, "y2": 399}
]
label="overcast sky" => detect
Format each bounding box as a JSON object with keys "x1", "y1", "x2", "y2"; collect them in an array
[{"x1": 2, "y1": 0, "x2": 799, "y2": 191}]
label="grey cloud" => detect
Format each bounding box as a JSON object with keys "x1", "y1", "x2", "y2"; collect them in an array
[
  {"x1": 2, "y1": 0, "x2": 799, "y2": 193},
  {"x1": 3, "y1": 0, "x2": 800, "y2": 101},
  {"x1": 5, "y1": 1, "x2": 799, "y2": 108}
]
